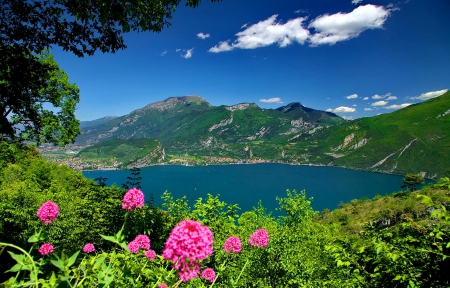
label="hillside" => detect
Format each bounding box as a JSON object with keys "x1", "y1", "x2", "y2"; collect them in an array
[
  {"x1": 75, "y1": 95, "x2": 345, "y2": 160},
  {"x1": 296, "y1": 91, "x2": 450, "y2": 178},
  {"x1": 71, "y1": 93, "x2": 450, "y2": 177},
  {"x1": 77, "y1": 138, "x2": 164, "y2": 168}
]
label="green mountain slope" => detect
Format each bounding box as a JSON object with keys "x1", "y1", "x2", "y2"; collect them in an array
[
  {"x1": 75, "y1": 95, "x2": 345, "y2": 159},
  {"x1": 77, "y1": 138, "x2": 164, "y2": 168},
  {"x1": 73, "y1": 93, "x2": 450, "y2": 177},
  {"x1": 296, "y1": 92, "x2": 450, "y2": 178}
]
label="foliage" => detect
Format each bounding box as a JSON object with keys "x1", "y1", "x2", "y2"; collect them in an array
[
  {"x1": 0, "y1": 51, "x2": 80, "y2": 145},
  {"x1": 2, "y1": 144, "x2": 450, "y2": 286},
  {"x1": 122, "y1": 167, "x2": 143, "y2": 190},
  {"x1": 401, "y1": 174, "x2": 425, "y2": 191},
  {"x1": 1, "y1": 0, "x2": 221, "y2": 146},
  {"x1": 1, "y1": 0, "x2": 222, "y2": 58}
]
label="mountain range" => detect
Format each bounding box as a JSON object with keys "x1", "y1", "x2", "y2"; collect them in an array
[{"x1": 75, "y1": 93, "x2": 450, "y2": 178}]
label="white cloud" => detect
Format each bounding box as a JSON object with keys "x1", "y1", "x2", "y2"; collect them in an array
[
  {"x1": 353, "y1": 104, "x2": 357, "y2": 106},
  {"x1": 346, "y1": 93, "x2": 358, "y2": 99},
  {"x1": 343, "y1": 116, "x2": 354, "y2": 120},
  {"x1": 210, "y1": 4, "x2": 390, "y2": 52},
  {"x1": 410, "y1": 89, "x2": 448, "y2": 100},
  {"x1": 363, "y1": 97, "x2": 369, "y2": 100},
  {"x1": 295, "y1": 9, "x2": 307, "y2": 14},
  {"x1": 197, "y1": 32, "x2": 210, "y2": 39},
  {"x1": 364, "y1": 107, "x2": 373, "y2": 111},
  {"x1": 308, "y1": 5, "x2": 390, "y2": 46},
  {"x1": 209, "y1": 41, "x2": 234, "y2": 53},
  {"x1": 181, "y1": 48, "x2": 194, "y2": 59},
  {"x1": 385, "y1": 95, "x2": 397, "y2": 100},
  {"x1": 260, "y1": 97, "x2": 283, "y2": 104},
  {"x1": 160, "y1": 50, "x2": 167, "y2": 56},
  {"x1": 372, "y1": 94, "x2": 384, "y2": 99},
  {"x1": 383, "y1": 103, "x2": 412, "y2": 110},
  {"x1": 327, "y1": 106, "x2": 356, "y2": 113},
  {"x1": 209, "y1": 15, "x2": 310, "y2": 52},
  {"x1": 371, "y1": 100, "x2": 388, "y2": 106},
  {"x1": 352, "y1": 0, "x2": 363, "y2": 4}
]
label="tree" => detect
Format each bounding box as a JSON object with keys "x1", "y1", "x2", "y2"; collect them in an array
[
  {"x1": 401, "y1": 173, "x2": 425, "y2": 191},
  {"x1": 1, "y1": 50, "x2": 80, "y2": 146},
  {"x1": 122, "y1": 167, "x2": 142, "y2": 190},
  {"x1": 1, "y1": 0, "x2": 221, "y2": 145},
  {"x1": 1, "y1": 0, "x2": 222, "y2": 58}
]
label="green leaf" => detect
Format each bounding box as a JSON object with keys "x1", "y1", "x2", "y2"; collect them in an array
[
  {"x1": 28, "y1": 234, "x2": 39, "y2": 243},
  {"x1": 66, "y1": 251, "x2": 79, "y2": 269},
  {"x1": 49, "y1": 272, "x2": 57, "y2": 286},
  {"x1": 376, "y1": 245, "x2": 383, "y2": 254},
  {"x1": 8, "y1": 251, "x2": 25, "y2": 264},
  {"x1": 393, "y1": 275, "x2": 402, "y2": 281},
  {"x1": 50, "y1": 259, "x2": 65, "y2": 271},
  {"x1": 100, "y1": 234, "x2": 118, "y2": 243},
  {"x1": 5, "y1": 263, "x2": 24, "y2": 273},
  {"x1": 93, "y1": 256, "x2": 106, "y2": 270}
]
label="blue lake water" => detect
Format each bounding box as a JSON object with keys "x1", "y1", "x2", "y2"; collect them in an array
[{"x1": 83, "y1": 164, "x2": 406, "y2": 214}]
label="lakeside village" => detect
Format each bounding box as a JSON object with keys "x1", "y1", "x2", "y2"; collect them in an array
[{"x1": 39, "y1": 145, "x2": 281, "y2": 171}]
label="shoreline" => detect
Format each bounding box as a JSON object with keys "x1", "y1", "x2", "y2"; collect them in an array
[{"x1": 80, "y1": 161, "x2": 420, "y2": 180}]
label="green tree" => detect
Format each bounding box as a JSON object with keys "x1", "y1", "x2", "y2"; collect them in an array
[
  {"x1": 401, "y1": 173, "x2": 425, "y2": 191},
  {"x1": 1, "y1": 51, "x2": 80, "y2": 145},
  {"x1": 1, "y1": 0, "x2": 222, "y2": 58},
  {"x1": 1, "y1": 0, "x2": 221, "y2": 145}
]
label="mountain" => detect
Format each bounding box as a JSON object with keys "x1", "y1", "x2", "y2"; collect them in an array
[
  {"x1": 293, "y1": 91, "x2": 450, "y2": 178},
  {"x1": 75, "y1": 95, "x2": 345, "y2": 160},
  {"x1": 73, "y1": 93, "x2": 450, "y2": 178},
  {"x1": 79, "y1": 116, "x2": 118, "y2": 129}
]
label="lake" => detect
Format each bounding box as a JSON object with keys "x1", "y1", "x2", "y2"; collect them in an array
[{"x1": 83, "y1": 164, "x2": 406, "y2": 214}]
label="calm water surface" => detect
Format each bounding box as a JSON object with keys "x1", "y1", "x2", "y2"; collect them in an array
[{"x1": 83, "y1": 164, "x2": 405, "y2": 213}]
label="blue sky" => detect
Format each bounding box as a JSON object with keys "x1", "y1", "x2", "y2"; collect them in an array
[{"x1": 52, "y1": 0, "x2": 450, "y2": 121}]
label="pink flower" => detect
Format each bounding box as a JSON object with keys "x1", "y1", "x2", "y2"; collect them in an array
[
  {"x1": 178, "y1": 260, "x2": 201, "y2": 282},
  {"x1": 134, "y1": 234, "x2": 150, "y2": 250},
  {"x1": 37, "y1": 201, "x2": 59, "y2": 224},
  {"x1": 248, "y1": 229, "x2": 269, "y2": 247},
  {"x1": 201, "y1": 268, "x2": 216, "y2": 283},
  {"x1": 144, "y1": 249, "x2": 156, "y2": 260},
  {"x1": 122, "y1": 188, "x2": 144, "y2": 211},
  {"x1": 162, "y1": 220, "x2": 213, "y2": 282},
  {"x1": 39, "y1": 243, "x2": 54, "y2": 255},
  {"x1": 223, "y1": 236, "x2": 242, "y2": 253},
  {"x1": 158, "y1": 283, "x2": 168, "y2": 288},
  {"x1": 83, "y1": 243, "x2": 95, "y2": 253},
  {"x1": 127, "y1": 240, "x2": 140, "y2": 254}
]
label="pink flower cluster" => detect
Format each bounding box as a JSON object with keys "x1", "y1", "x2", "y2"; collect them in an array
[
  {"x1": 158, "y1": 283, "x2": 168, "y2": 288},
  {"x1": 128, "y1": 234, "x2": 150, "y2": 254},
  {"x1": 201, "y1": 268, "x2": 216, "y2": 283},
  {"x1": 248, "y1": 229, "x2": 269, "y2": 247},
  {"x1": 223, "y1": 236, "x2": 242, "y2": 253},
  {"x1": 122, "y1": 188, "x2": 144, "y2": 211},
  {"x1": 83, "y1": 243, "x2": 95, "y2": 253},
  {"x1": 37, "y1": 201, "x2": 59, "y2": 224},
  {"x1": 39, "y1": 243, "x2": 54, "y2": 255},
  {"x1": 144, "y1": 249, "x2": 156, "y2": 260},
  {"x1": 162, "y1": 220, "x2": 213, "y2": 282}
]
